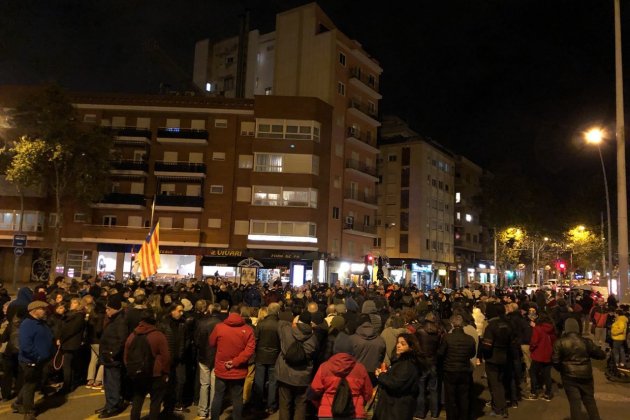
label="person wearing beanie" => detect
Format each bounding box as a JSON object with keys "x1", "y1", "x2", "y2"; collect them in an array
[
  {"x1": 276, "y1": 308, "x2": 319, "y2": 420},
  {"x1": 552, "y1": 317, "x2": 606, "y2": 420},
  {"x1": 96, "y1": 293, "x2": 128, "y2": 418},
  {"x1": 309, "y1": 332, "x2": 373, "y2": 419}
]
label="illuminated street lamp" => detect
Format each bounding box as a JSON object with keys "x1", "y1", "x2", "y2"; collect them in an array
[{"x1": 585, "y1": 128, "x2": 613, "y2": 288}]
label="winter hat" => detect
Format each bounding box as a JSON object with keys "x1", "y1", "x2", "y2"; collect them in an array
[
  {"x1": 329, "y1": 315, "x2": 346, "y2": 333},
  {"x1": 362, "y1": 300, "x2": 377, "y2": 314},
  {"x1": 564, "y1": 318, "x2": 580, "y2": 334},
  {"x1": 106, "y1": 294, "x2": 123, "y2": 310},
  {"x1": 333, "y1": 332, "x2": 354, "y2": 356},
  {"x1": 298, "y1": 311, "x2": 312, "y2": 325},
  {"x1": 27, "y1": 301, "x2": 48, "y2": 312},
  {"x1": 345, "y1": 296, "x2": 359, "y2": 313}
]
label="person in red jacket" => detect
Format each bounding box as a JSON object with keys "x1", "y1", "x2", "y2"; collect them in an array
[
  {"x1": 524, "y1": 312, "x2": 557, "y2": 401},
  {"x1": 123, "y1": 309, "x2": 171, "y2": 420},
  {"x1": 309, "y1": 332, "x2": 373, "y2": 419},
  {"x1": 209, "y1": 306, "x2": 256, "y2": 420}
]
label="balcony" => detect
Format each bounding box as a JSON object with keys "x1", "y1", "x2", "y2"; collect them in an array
[
  {"x1": 343, "y1": 222, "x2": 377, "y2": 237},
  {"x1": 154, "y1": 161, "x2": 206, "y2": 178},
  {"x1": 347, "y1": 100, "x2": 380, "y2": 127},
  {"x1": 454, "y1": 239, "x2": 482, "y2": 253},
  {"x1": 155, "y1": 194, "x2": 204, "y2": 212},
  {"x1": 93, "y1": 193, "x2": 146, "y2": 209},
  {"x1": 345, "y1": 159, "x2": 378, "y2": 178},
  {"x1": 156, "y1": 128, "x2": 208, "y2": 145},
  {"x1": 109, "y1": 159, "x2": 149, "y2": 176},
  {"x1": 344, "y1": 189, "x2": 378, "y2": 209},
  {"x1": 112, "y1": 127, "x2": 151, "y2": 145},
  {"x1": 349, "y1": 68, "x2": 381, "y2": 97},
  {"x1": 346, "y1": 127, "x2": 378, "y2": 153},
  {"x1": 81, "y1": 225, "x2": 201, "y2": 246}
]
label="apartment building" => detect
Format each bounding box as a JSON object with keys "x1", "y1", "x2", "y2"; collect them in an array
[
  {"x1": 194, "y1": 2, "x2": 383, "y2": 282},
  {"x1": 0, "y1": 87, "x2": 343, "y2": 284},
  {"x1": 375, "y1": 116, "x2": 456, "y2": 289}
]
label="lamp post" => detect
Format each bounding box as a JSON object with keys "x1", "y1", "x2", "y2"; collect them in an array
[
  {"x1": 614, "y1": 0, "x2": 628, "y2": 301},
  {"x1": 585, "y1": 128, "x2": 613, "y2": 288}
]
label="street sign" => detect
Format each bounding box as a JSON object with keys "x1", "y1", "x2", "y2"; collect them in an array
[
  {"x1": 14, "y1": 247, "x2": 24, "y2": 256},
  {"x1": 13, "y1": 234, "x2": 27, "y2": 247}
]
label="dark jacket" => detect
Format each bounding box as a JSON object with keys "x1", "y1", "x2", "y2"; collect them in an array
[
  {"x1": 158, "y1": 315, "x2": 188, "y2": 362},
  {"x1": 124, "y1": 321, "x2": 171, "y2": 377},
  {"x1": 373, "y1": 352, "x2": 421, "y2": 420},
  {"x1": 85, "y1": 309, "x2": 105, "y2": 345},
  {"x1": 100, "y1": 310, "x2": 128, "y2": 366},
  {"x1": 506, "y1": 311, "x2": 531, "y2": 345},
  {"x1": 7, "y1": 287, "x2": 33, "y2": 323},
  {"x1": 309, "y1": 353, "x2": 373, "y2": 419},
  {"x1": 275, "y1": 320, "x2": 319, "y2": 386},
  {"x1": 60, "y1": 310, "x2": 86, "y2": 351},
  {"x1": 18, "y1": 316, "x2": 54, "y2": 364},
  {"x1": 255, "y1": 313, "x2": 280, "y2": 365},
  {"x1": 482, "y1": 316, "x2": 514, "y2": 365},
  {"x1": 126, "y1": 306, "x2": 147, "y2": 334},
  {"x1": 194, "y1": 313, "x2": 221, "y2": 366},
  {"x1": 438, "y1": 327, "x2": 476, "y2": 372},
  {"x1": 417, "y1": 322, "x2": 441, "y2": 366},
  {"x1": 350, "y1": 322, "x2": 386, "y2": 373},
  {"x1": 552, "y1": 332, "x2": 605, "y2": 379}
]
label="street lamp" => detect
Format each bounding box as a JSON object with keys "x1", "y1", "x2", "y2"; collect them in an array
[{"x1": 585, "y1": 128, "x2": 614, "y2": 289}]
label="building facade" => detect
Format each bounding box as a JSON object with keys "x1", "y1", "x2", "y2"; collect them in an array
[{"x1": 375, "y1": 117, "x2": 456, "y2": 289}]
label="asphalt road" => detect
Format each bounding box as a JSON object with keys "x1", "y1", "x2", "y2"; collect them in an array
[{"x1": 0, "y1": 355, "x2": 628, "y2": 420}]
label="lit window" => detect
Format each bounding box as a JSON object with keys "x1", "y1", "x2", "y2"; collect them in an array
[
  {"x1": 455, "y1": 192, "x2": 461, "y2": 203},
  {"x1": 456, "y1": 212, "x2": 461, "y2": 221},
  {"x1": 465, "y1": 214, "x2": 473, "y2": 222},
  {"x1": 205, "y1": 82, "x2": 212, "y2": 92}
]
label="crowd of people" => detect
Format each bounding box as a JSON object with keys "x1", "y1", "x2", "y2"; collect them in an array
[{"x1": 0, "y1": 276, "x2": 627, "y2": 420}]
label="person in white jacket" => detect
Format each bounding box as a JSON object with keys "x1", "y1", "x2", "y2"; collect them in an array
[{"x1": 473, "y1": 305, "x2": 486, "y2": 338}]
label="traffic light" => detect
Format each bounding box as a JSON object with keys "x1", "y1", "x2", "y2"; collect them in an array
[
  {"x1": 365, "y1": 254, "x2": 373, "y2": 265},
  {"x1": 556, "y1": 260, "x2": 566, "y2": 274}
]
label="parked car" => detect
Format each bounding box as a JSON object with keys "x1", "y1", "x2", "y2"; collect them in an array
[{"x1": 525, "y1": 283, "x2": 539, "y2": 295}]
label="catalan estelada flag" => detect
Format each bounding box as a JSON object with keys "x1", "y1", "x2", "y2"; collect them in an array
[{"x1": 135, "y1": 222, "x2": 160, "y2": 279}]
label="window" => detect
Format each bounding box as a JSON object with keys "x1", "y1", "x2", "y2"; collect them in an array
[
  {"x1": 254, "y1": 154, "x2": 283, "y2": 172},
  {"x1": 184, "y1": 218, "x2": 199, "y2": 229},
  {"x1": 265, "y1": 87, "x2": 272, "y2": 95},
  {"x1": 368, "y1": 74, "x2": 376, "y2": 87},
  {"x1": 103, "y1": 216, "x2": 117, "y2": 226},
  {"x1": 160, "y1": 184, "x2": 175, "y2": 195},
  {"x1": 249, "y1": 220, "x2": 317, "y2": 241},
  {"x1": 234, "y1": 220, "x2": 249, "y2": 235},
  {"x1": 252, "y1": 186, "x2": 317, "y2": 208},
  {"x1": 83, "y1": 114, "x2": 96, "y2": 123},
  {"x1": 426, "y1": 239, "x2": 430, "y2": 250},
  {"x1": 214, "y1": 119, "x2": 228, "y2": 128},
  {"x1": 236, "y1": 187, "x2": 251, "y2": 202},
  {"x1": 363, "y1": 215, "x2": 370, "y2": 226},
  {"x1": 212, "y1": 152, "x2": 226, "y2": 161},
  {"x1": 210, "y1": 185, "x2": 224, "y2": 194},
  {"x1": 456, "y1": 192, "x2": 461, "y2": 203},
  {"x1": 400, "y1": 212, "x2": 409, "y2": 230},
  {"x1": 456, "y1": 212, "x2": 461, "y2": 221},
  {"x1": 256, "y1": 118, "x2": 321, "y2": 141},
  {"x1": 465, "y1": 214, "x2": 473, "y2": 222},
  {"x1": 339, "y1": 52, "x2": 346, "y2": 66},
  {"x1": 49, "y1": 213, "x2": 58, "y2": 228},
  {"x1": 388, "y1": 154, "x2": 397, "y2": 162},
  {"x1": 191, "y1": 119, "x2": 206, "y2": 130},
  {"x1": 368, "y1": 101, "x2": 376, "y2": 115},
  {"x1": 238, "y1": 155, "x2": 253, "y2": 169},
  {"x1": 223, "y1": 77, "x2": 234, "y2": 91},
  {"x1": 332, "y1": 207, "x2": 340, "y2": 219},
  {"x1": 208, "y1": 218, "x2": 222, "y2": 228},
  {"x1": 159, "y1": 217, "x2": 172, "y2": 229},
  {"x1": 399, "y1": 234, "x2": 409, "y2": 253},
  {"x1": 240, "y1": 121, "x2": 255, "y2": 136},
  {"x1": 337, "y1": 81, "x2": 345, "y2": 96},
  {"x1": 112, "y1": 116, "x2": 126, "y2": 127},
  {"x1": 225, "y1": 56, "x2": 234, "y2": 65},
  {"x1": 374, "y1": 237, "x2": 382, "y2": 247},
  {"x1": 401, "y1": 190, "x2": 409, "y2": 209},
  {"x1": 74, "y1": 213, "x2": 87, "y2": 223}
]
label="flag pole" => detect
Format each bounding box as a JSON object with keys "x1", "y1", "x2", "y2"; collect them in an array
[{"x1": 149, "y1": 193, "x2": 156, "y2": 228}]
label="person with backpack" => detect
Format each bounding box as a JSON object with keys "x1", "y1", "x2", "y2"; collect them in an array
[
  {"x1": 209, "y1": 305, "x2": 256, "y2": 420},
  {"x1": 309, "y1": 332, "x2": 373, "y2": 420},
  {"x1": 124, "y1": 309, "x2": 170, "y2": 420},
  {"x1": 276, "y1": 311, "x2": 319, "y2": 420},
  {"x1": 611, "y1": 309, "x2": 628, "y2": 367}
]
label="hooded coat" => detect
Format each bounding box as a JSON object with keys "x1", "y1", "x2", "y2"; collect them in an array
[
  {"x1": 350, "y1": 322, "x2": 386, "y2": 373},
  {"x1": 373, "y1": 351, "x2": 421, "y2": 420},
  {"x1": 309, "y1": 353, "x2": 373, "y2": 419},
  {"x1": 275, "y1": 319, "x2": 318, "y2": 386},
  {"x1": 209, "y1": 312, "x2": 255, "y2": 380},
  {"x1": 7, "y1": 287, "x2": 33, "y2": 322},
  {"x1": 530, "y1": 322, "x2": 557, "y2": 363},
  {"x1": 124, "y1": 321, "x2": 171, "y2": 377},
  {"x1": 361, "y1": 300, "x2": 382, "y2": 334}
]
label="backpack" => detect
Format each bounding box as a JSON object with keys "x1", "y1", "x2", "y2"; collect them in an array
[
  {"x1": 126, "y1": 332, "x2": 155, "y2": 380},
  {"x1": 284, "y1": 338, "x2": 308, "y2": 368},
  {"x1": 331, "y1": 375, "x2": 355, "y2": 418}
]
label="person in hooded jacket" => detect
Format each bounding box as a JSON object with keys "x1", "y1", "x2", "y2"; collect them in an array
[
  {"x1": 309, "y1": 332, "x2": 373, "y2": 419},
  {"x1": 524, "y1": 312, "x2": 556, "y2": 401},
  {"x1": 350, "y1": 314, "x2": 386, "y2": 386},
  {"x1": 361, "y1": 300, "x2": 382, "y2": 334},
  {"x1": 552, "y1": 318, "x2": 606, "y2": 420},
  {"x1": 276, "y1": 311, "x2": 319, "y2": 420},
  {"x1": 209, "y1": 305, "x2": 256, "y2": 420},
  {"x1": 1, "y1": 287, "x2": 33, "y2": 400},
  {"x1": 373, "y1": 332, "x2": 424, "y2": 420},
  {"x1": 415, "y1": 311, "x2": 443, "y2": 419},
  {"x1": 124, "y1": 309, "x2": 170, "y2": 420},
  {"x1": 58, "y1": 297, "x2": 86, "y2": 394}
]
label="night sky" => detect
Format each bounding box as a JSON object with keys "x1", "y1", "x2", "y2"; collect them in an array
[{"x1": 1, "y1": 0, "x2": 628, "y2": 230}]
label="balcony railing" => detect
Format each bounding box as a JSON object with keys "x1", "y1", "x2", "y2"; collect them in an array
[
  {"x1": 113, "y1": 127, "x2": 152, "y2": 138},
  {"x1": 348, "y1": 100, "x2": 378, "y2": 119},
  {"x1": 100, "y1": 193, "x2": 146, "y2": 206},
  {"x1": 343, "y1": 189, "x2": 377, "y2": 205},
  {"x1": 109, "y1": 160, "x2": 149, "y2": 172},
  {"x1": 343, "y1": 223, "x2": 377, "y2": 234},
  {"x1": 349, "y1": 68, "x2": 379, "y2": 92},
  {"x1": 82, "y1": 225, "x2": 201, "y2": 244},
  {"x1": 155, "y1": 195, "x2": 204, "y2": 208},
  {"x1": 345, "y1": 159, "x2": 377, "y2": 177},
  {"x1": 154, "y1": 161, "x2": 206, "y2": 174},
  {"x1": 156, "y1": 128, "x2": 208, "y2": 144}
]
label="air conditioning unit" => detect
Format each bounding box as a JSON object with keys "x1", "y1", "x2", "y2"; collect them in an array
[{"x1": 345, "y1": 216, "x2": 354, "y2": 225}]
